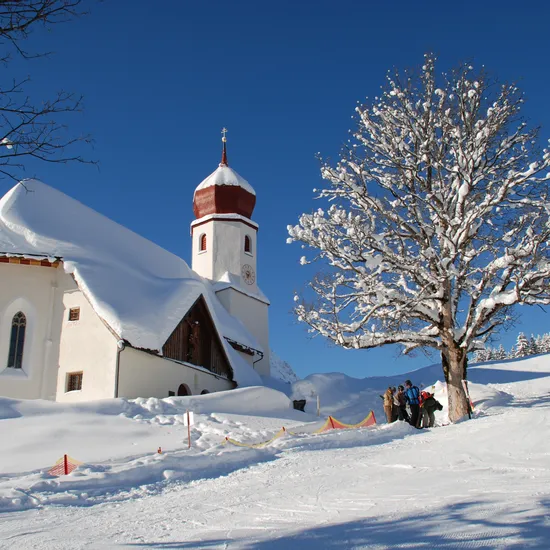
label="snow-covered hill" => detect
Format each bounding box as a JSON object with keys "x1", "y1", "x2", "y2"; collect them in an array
[
  {"x1": 1, "y1": 355, "x2": 550, "y2": 548},
  {"x1": 261, "y1": 349, "x2": 300, "y2": 395},
  {"x1": 270, "y1": 349, "x2": 299, "y2": 383}
]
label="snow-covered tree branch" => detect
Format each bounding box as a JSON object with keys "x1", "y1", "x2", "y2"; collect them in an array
[{"x1": 288, "y1": 55, "x2": 550, "y2": 421}]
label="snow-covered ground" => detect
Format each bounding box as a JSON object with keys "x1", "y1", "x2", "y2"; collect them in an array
[{"x1": 1, "y1": 355, "x2": 550, "y2": 548}]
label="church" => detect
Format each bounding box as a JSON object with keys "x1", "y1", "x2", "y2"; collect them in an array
[{"x1": 0, "y1": 135, "x2": 270, "y2": 402}]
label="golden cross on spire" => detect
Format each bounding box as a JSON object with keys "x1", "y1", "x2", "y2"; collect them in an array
[{"x1": 221, "y1": 127, "x2": 228, "y2": 143}]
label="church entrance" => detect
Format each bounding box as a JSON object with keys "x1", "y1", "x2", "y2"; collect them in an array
[{"x1": 177, "y1": 383, "x2": 191, "y2": 396}]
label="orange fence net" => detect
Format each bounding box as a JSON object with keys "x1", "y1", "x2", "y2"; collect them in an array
[
  {"x1": 223, "y1": 427, "x2": 288, "y2": 449},
  {"x1": 311, "y1": 411, "x2": 377, "y2": 434},
  {"x1": 48, "y1": 454, "x2": 82, "y2": 476},
  {"x1": 223, "y1": 411, "x2": 376, "y2": 449}
]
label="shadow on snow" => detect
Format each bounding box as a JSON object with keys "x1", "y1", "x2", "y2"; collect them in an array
[{"x1": 127, "y1": 497, "x2": 550, "y2": 549}]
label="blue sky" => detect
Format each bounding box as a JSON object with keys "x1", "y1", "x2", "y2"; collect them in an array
[{"x1": 2, "y1": 0, "x2": 550, "y2": 379}]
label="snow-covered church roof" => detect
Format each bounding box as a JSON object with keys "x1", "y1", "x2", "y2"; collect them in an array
[{"x1": 0, "y1": 180, "x2": 262, "y2": 386}]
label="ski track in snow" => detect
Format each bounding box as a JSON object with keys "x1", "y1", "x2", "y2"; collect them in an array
[{"x1": 1, "y1": 357, "x2": 550, "y2": 548}]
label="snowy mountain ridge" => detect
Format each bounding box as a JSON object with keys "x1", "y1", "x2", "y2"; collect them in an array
[{"x1": 269, "y1": 349, "x2": 299, "y2": 383}]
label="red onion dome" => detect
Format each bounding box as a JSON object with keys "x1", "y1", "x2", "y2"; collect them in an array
[{"x1": 193, "y1": 141, "x2": 256, "y2": 219}]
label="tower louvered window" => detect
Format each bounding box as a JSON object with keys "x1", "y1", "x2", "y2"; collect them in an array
[
  {"x1": 244, "y1": 235, "x2": 252, "y2": 254},
  {"x1": 199, "y1": 234, "x2": 207, "y2": 252},
  {"x1": 7, "y1": 311, "x2": 26, "y2": 369}
]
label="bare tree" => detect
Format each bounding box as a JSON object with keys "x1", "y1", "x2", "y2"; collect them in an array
[
  {"x1": 0, "y1": 0, "x2": 92, "y2": 180},
  {"x1": 288, "y1": 55, "x2": 550, "y2": 421}
]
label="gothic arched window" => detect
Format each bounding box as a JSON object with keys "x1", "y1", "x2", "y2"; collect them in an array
[
  {"x1": 7, "y1": 311, "x2": 26, "y2": 369},
  {"x1": 244, "y1": 235, "x2": 252, "y2": 254},
  {"x1": 199, "y1": 233, "x2": 207, "y2": 252}
]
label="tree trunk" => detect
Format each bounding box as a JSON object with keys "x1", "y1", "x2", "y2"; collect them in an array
[{"x1": 441, "y1": 346, "x2": 470, "y2": 422}]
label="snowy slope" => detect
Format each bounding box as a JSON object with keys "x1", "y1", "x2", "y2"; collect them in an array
[
  {"x1": 1, "y1": 355, "x2": 550, "y2": 548},
  {"x1": 291, "y1": 362, "x2": 447, "y2": 422}
]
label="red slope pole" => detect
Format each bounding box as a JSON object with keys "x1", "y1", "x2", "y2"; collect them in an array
[{"x1": 64, "y1": 454, "x2": 68, "y2": 475}]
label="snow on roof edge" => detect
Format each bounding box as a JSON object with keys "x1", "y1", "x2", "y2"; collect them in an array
[{"x1": 191, "y1": 213, "x2": 259, "y2": 229}]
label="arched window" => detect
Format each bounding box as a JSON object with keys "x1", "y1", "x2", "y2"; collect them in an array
[
  {"x1": 199, "y1": 234, "x2": 207, "y2": 252},
  {"x1": 244, "y1": 235, "x2": 252, "y2": 254},
  {"x1": 200, "y1": 389, "x2": 210, "y2": 395},
  {"x1": 7, "y1": 311, "x2": 26, "y2": 369},
  {"x1": 177, "y1": 383, "x2": 191, "y2": 396}
]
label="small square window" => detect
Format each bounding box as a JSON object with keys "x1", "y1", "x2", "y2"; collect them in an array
[
  {"x1": 67, "y1": 372, "x2": 83, "y2": 392},
  {"x1": 68, "y1": 307, "x2": 80, "y2": 321}
]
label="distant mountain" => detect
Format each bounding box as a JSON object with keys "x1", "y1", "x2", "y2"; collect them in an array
[{"x1": 270, "y1": 350, "x2": 299, "y2": 383}]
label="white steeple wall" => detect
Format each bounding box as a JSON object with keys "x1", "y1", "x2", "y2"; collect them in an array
[{"x1": 191, "y1": 216, "x2": 258, "y2": 289}]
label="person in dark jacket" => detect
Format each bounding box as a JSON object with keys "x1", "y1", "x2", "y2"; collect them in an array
[
  {"x1": 396, "y1": 385, "x2": 410, "y2": 422},
  {"x1": 404, "y1": 380, "x2": 420, "y2": 428},
  {"x1": 420, "y1": 390, "x2": 443, "y2": 428}
]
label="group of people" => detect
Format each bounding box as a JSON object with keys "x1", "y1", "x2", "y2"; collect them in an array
[{"x1": 382, "y1": 380, "x2": 443, "y2": 429}]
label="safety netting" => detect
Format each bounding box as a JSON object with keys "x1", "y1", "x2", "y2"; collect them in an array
[
  {"x1": 310, "y1": 411, "x2": 376, "y2": 434},
  {"x1": 222, "y1": 411, "x2": 376, "y2": 449},
  {"x1": 47, "y1": 454, "x2": 82, "y2": 476}
]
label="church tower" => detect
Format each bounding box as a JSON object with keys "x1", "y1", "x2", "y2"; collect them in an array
[{"x1": 191, "y1": 130, "x2": 270, "y2": 376}]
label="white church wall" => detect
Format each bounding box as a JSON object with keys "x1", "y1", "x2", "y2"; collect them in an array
[
  {"x1": 236, "y1": 348, "x2": 255, "y2": 366},
  {"x1": 216, "y1": 287, "x2": 270, "y2": 377},
  {"x1": 117, "y1": 346, "x2": 234, "y2": 398},
  {"x1": 215, "y1": 288, "x2": 232, "y2": 320},
  {"x1": 55, "y1": 279, "x2": 118, "y2": 403},
  {"x1": 0, "y1": 263, "x2": 62, "y2": 400}
]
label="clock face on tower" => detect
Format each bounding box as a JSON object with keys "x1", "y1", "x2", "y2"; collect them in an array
[{"x1": 241, "y1": 264, "x2": 256, "y2": 285}]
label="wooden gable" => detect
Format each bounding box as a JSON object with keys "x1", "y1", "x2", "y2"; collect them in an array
[{"x1": 162, "y1": 295, "x2": 233, "y2": 380}]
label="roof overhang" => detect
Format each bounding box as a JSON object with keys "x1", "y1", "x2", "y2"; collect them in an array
[{"x1": 0, "y1": 253, "x2": 61, "y2": 268}]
